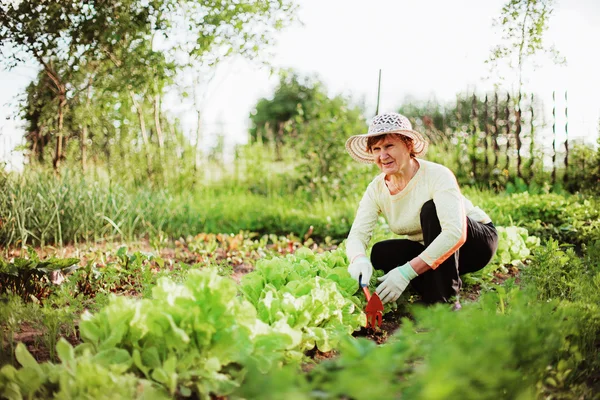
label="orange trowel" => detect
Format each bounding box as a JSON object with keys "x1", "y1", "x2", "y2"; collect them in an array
[{"x1": 360, "y1": 276, "x2": 384, "y2": 329}]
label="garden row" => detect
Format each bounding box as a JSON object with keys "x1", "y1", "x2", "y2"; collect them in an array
[
  {"x1": 4, "y1": 225, "x2": 598, "y2": 399},
  {"x1": 2, "y1": 171, "x2": 599, "y2": 249}
]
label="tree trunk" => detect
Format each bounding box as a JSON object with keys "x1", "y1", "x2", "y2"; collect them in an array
[
  {"x1": 53, "y1": 88, "x2": 67, "y2": 172},
  {"x1": 528, "y1": 93, "x2": 535, "y2": 181},
  {"x1": 275, "y1": 122, "x2": 284, "y2": 161},
  {"x1": 154, "y1": 93, "x2": 165, "y2": 151},
  {"x1": 195, "y1": 110, "x2": 202, "y2": 173},
  {"x1": 129, "y1": 90, "x2": 152, "y2": 175},
  {"x1": 455, "y1": 96, "x2": 463, "y2": 177},
  {"x1": 81, "y1": 81, "x2": 93, "y2": 173}
]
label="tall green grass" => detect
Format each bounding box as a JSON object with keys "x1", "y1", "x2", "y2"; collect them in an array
[
  {"x1": 2, "y1": 167, "x2": 598, "y2": 248},
  {"x1": 0, "y1": 170, "x2": 360, "y2": 248}
]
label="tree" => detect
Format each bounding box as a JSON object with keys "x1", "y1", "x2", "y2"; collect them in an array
[
  {"x1": 249, "y1": 71, "x2": 323, "y2": 160},
  {"x1": 248, "y1": 70, "x2": 367, "y2": 193},
  {"x1": 0, "y1": 0, "x2": 173, "y2": 170},
  {"x1": 487, "y1": 0, "x2": 565, "y2": 92},
  {"x1": 2, "y1": 0, "x2": 297, "y2": 176},
  {"x1": 486, "y1": 0, "x2": 566, "y2": 178}
]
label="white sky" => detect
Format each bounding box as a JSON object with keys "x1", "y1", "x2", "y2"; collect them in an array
[{"x1": 1, "y1": 0, "x2": 599, "y2": 170}]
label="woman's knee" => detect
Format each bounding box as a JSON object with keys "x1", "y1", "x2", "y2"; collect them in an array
[
  {"x1": 370, "y1": 239, "x2": 422, "y2": 271},
  {"x1": 370, "y1": 240, "x2": 398, "y2": 269},
  {"x1": 420, "y1": 199, "x2": 436, "y2": 221},
  {"x1": 420, "y1": 200, "x2": 442, "y2": 242}
]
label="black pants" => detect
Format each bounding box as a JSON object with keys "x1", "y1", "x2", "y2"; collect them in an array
[{"x1": 370, "y1": 200, "x2": 498, "y2": 304}]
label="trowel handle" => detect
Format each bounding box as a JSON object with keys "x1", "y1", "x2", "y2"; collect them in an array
[{"x1": 359, "y1": 276, "x2": 371, "y2": 301}]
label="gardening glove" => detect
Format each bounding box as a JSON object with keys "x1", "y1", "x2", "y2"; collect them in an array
[
  {"x1": 347, "y1": 256, "x2": 373, "y2": 286},
  {"x1": 376, "y1": 262, "x2": 418, "y2": 304}
]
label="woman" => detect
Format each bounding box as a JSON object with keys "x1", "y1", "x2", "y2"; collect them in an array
[{"x1": 345, "y1": 112, "x2": 498, "y2": 306}]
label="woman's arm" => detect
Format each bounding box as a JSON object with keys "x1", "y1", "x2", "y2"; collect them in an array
[
  {"x1": 346, "y1": 183, "x2": 381, "y2": 263},
  {"x1": 417, "y1": 166, "x2": 467, "y2": 270},
  {"x1": 407, "y1": 257, "x2": 431, "y2": 274}
]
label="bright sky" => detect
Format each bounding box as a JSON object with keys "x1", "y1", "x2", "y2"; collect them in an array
[{"x1": 1, "y1": 0, "x2": 599, "y2": 170}]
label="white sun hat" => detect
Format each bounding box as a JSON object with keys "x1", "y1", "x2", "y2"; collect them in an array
[{"x1": 345, "y1": 112, "x2": 429, "y2": 164}]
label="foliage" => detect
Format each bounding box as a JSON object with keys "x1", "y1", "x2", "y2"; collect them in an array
[
  {"x1": 0, "y1": 341, "x2": 168, "y2": 400},
  {"x1": 236, "y1": 286, "x2": 594, "y2": 400},
  {"x1": 0, "y1": 248, "x2": 78, "y2": 302},
  {"x1": 0, "y1": 170, "x2": 358, "y2": 247},
  {"x1": 2, "y1": 229, "x2": 599, "y2": 398},
  {"x1": 563, "y1": 141, "x2": 600, "y2": 192},
  {"x1": 479, "y1": 191, "x2": 600, "y2": 249},
  {"x1": 495, "y1": 225, "x2": 540, "y2": 265},
  {"x1": 248, "y1": 71, "x2": 323, "y2": 147},
  {"x1": 236, "y1": 236, "x2": 600, "y2": 399},
  {"x1": 521, "y1": 239, "x2": 600, "y2": 303},
  {"x1": 0, "y1": 269, "x2": 299, "y2": 399},
  {"x1": 3, "y1": 168, "x2": 599, "y2": 250},
  {"x1": 1, "y1": 0, "x2": 297, "y2": 175},
  {"x1": 240, "y1": 247, "x2": 364, "y2": 355},
  {"x1": 487, "y1": 0, "x2": 565, "y2": 88},
  {"x1": 522, "y1": 239, "x2": 600, "y2": 393},
  {"x1": 291, "y1": 93, "x2": 369, "y2": 197},
  {"x1": 0, "y1": 295, "x2": 43, "y2": 365},
  {"x1": 247, "y1": 70, "x2": 369, "y2": 194}
]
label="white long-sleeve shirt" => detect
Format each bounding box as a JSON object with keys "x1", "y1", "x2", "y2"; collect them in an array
[{"x1": 346, "y1": 159, "x2": 491, "y2": 269}]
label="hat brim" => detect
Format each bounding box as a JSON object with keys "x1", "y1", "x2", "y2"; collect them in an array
[{"x1": 345, "y1": 130, "x2": 429, "y2": 164}]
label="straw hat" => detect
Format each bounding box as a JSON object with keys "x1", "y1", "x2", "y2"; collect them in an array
[{"x1": 345, "y1": 112, "x2": 428, "y2": 164}]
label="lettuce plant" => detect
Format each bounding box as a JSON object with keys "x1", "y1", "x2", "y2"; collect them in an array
[{"x1": 240, "y1": 247, "x2": 365, "y2": 354}]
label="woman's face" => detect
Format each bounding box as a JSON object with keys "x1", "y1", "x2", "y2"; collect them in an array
[{"x1": 370, "y1": 134, "x2": 412, "y2": 175}]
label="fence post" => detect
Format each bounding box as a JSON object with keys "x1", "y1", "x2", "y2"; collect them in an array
[
  {"x1": 455, "y1": 94, "x2": 463, "y2": 177},
  {"x1": 471, "y1": 93, "x2": 478, "y2": 180},
  {"x1": 483, "y1": 94, "x2": 490, "y2": 178},
  {"x1": 551, "y1": 91, "x2": 557, "y2": 185},
  {"x1": 493, "y1": 92, "x2": 500, "y2": 168},
  {"x1": 504, "y1": 93, "x2": 511, "y2": 173},
  {"x1": 515, "y1": 92, "x2": 523, "y2": 179},
  {"x1": 563, "y1": 91, "x2": 569, "y2": 185}
]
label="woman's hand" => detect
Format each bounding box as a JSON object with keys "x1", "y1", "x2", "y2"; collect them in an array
[
  {"x1": 347, "y1": 256, "x2": 373, "y2": 285},
  {"x1": 376, "y1": 262, "x2": 418, "y2": 304}
]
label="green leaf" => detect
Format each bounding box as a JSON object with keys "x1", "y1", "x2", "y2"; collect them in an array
[
  {"x1": 92, "y1": 348, "x2": 133, "y2": 369},
  {"x1": 15, "y1": 343, "x2": 42, "y2": 374},
  {"x1": 179, "y1": 385, "x2": 192, "y2": 397},
  {"x1": 56, "y1": 338, "x2": 74, "y2": 362},
  {"x1": 141, "y1": 347, "x2": 162, "y2": 370},
  {"x1": 79, "y1": 320, "x2": 102, "y2": 344}
]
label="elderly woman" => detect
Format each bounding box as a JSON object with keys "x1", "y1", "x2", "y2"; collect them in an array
[{"x1": 345, "y1": 112, "x2": 498, "y2": 306}]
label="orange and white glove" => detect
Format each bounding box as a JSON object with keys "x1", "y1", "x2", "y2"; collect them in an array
[{"x1": 376, "y1": 262, "x2": 418, "y2": 304}]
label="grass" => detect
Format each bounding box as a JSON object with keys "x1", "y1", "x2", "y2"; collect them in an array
[
  {"x1": 0, "y1": 170, "x2": 360, "y2": 248},
  {"x1": 2, "y1": 167, "x2": 599, "y2": 252}
]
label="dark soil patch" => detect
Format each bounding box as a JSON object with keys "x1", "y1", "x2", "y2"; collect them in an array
[{"x1": 4, "y1": 322, "x2": 82, "y2": 364}]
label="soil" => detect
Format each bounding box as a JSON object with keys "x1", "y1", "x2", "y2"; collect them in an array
[
  {"x1": 2, "y1": 240, "x2": 521, "y2": 366},
  {"x1": 3, "y1": 322, "x2": 81, "y2": 364}
]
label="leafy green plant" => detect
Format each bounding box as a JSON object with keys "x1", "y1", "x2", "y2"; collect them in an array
[
  {"x1": 0, "y1": 295, "x2": 43, "y2": 365},
  {"x1": 0, "y1": 341, "x2": 169, "y2": 400},
  {"x1": 0, "y1": 249, "x2": 79, "y2": 302},
  {"x1": 236, "y1": 287, "x2": 584, "y2": 400},
  {"x1": 479, "y1": 192, "x2": 600, "y2": 249},
  {"x1": 75, "y1": 269, "x2": 299, "y2": 399},
  {"x1": 495, "y1": 226, "x2": 540, "y2": 266},
  {"x1": 240, "y1": 247, "x2": 365, "y2": 355}
]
